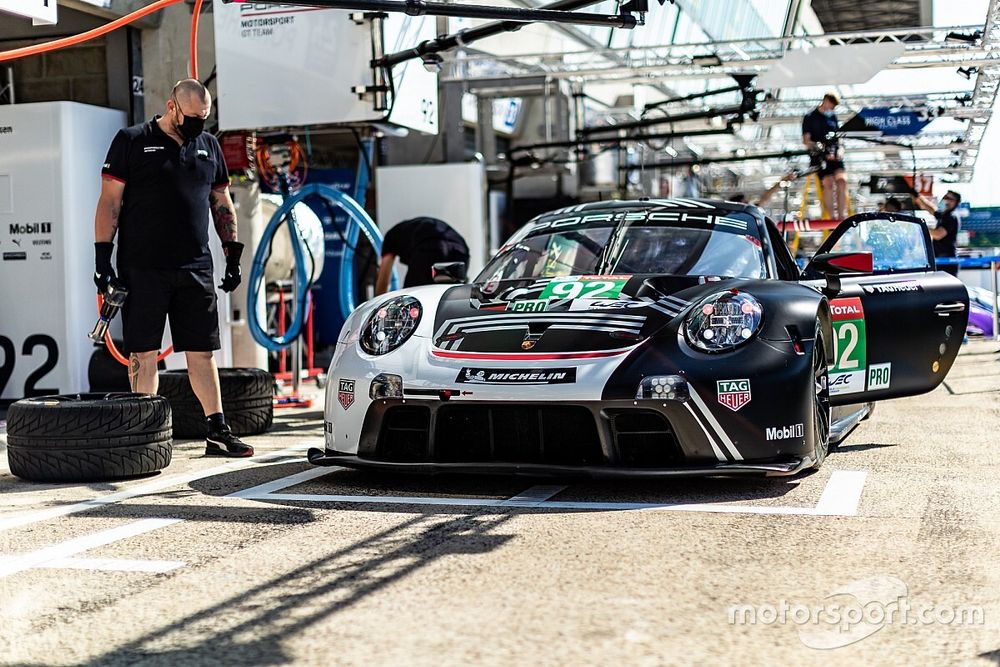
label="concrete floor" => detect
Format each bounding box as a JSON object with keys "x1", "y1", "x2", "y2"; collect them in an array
[{"x1": 1, "y1": 342, "x2": 999, "y2": 666}]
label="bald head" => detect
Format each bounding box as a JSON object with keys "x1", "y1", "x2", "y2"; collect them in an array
[{"x1": 172, "y1": 78, "x2": 210, "y2": 106}]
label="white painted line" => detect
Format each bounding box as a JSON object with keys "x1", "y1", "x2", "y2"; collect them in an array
[
  {"x1": 234, "y1": 468, "x2": 868, "y2": 517},
  {"x1": 503, "y1": 485, "x2": 567, "y2": 506},
  {"x1": 0, "y1": 555, "x2": 185, "y2": 573},
  {"x1": 812, "y1": 470, "x2": 868, "y2": 516},
  {"x1": 0, "y1": 518, "x2": 182, "y2": 578},
  {"x1": 227, "y1": 465, "x2": 337, "y2": 499},
  {"x1": 0, "y1": 443, "x2": 312, "y2": 533}
]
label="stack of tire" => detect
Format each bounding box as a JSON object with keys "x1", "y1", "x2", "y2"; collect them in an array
[
  {"x1": 156, "y1": 368, "x2": 274, "y2": 438},
  {"x1": 6, "y1": 393, "x2": 173, "y2": 482}
]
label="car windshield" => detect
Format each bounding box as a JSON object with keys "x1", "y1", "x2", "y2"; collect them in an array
[{"x1": 478, "y1": 209, "x2": 767, "y2": 282}]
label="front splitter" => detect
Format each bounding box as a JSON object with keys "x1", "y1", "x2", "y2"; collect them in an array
[{"x1": 306, "y1": 448, "x2": 812, "y2": 478}]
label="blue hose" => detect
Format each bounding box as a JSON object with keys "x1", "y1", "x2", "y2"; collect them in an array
[{"x1": 247, "y1": 184, "x2": 397, "y2": 352}]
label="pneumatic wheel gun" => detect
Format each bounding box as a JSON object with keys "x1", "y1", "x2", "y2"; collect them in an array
[{"x1": 89, "y1": 282, "x2": 129, "y2": 342}]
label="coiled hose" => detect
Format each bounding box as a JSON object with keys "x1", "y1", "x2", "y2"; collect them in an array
[{"x1": 247, "y1": 184, "x2": 396, "y2": 351}]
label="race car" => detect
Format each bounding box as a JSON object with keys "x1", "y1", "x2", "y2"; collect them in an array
[{"x1": 309, "y1": 200, "x2": 968, "y2": 477}]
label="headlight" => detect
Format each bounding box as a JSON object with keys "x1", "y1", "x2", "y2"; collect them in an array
[
  {"x1": 683, "y1": 290, "x2": 763, "y2": 353},
  {"x1": 360, "y1": 296, "x2": 422, "y2": 355}
]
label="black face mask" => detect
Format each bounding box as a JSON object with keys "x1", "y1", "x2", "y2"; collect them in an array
[{"x1": 173, "y1": 103, "x2": 206, "y2": 141}]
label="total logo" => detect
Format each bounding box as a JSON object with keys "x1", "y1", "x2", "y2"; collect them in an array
[
  {"x1": 8, "y1": 222, "x2": 51, "y2": 235},
  {"x1": 766, "y1": 423, "x2": 805, "y2": 441},
  {"x1": 830, "y1": 302, "x2": 862, "y2": 318}
]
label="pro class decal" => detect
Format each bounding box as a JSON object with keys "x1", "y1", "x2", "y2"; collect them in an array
[
  {"x1": 716, "y1": 379, "x2": 751, "y2": 412},
  {"x1": 507, "y1": 299, "x2": 548, "y2": 313},
  {"x1": 337, "y1": 379, "x2": 355, "y2": 410},
  {"x1": 829, "y1": 297, "x2": 867, "y2": 396},
  {"x1": 456, "y1": 367, "x2": 576, "y2": 385},
  {"x1": 539, "y1": 276, "x2": 630, "y2": 301},
  {"x1": 868, "y1": 362, "x2": 892, "y2": 390}
]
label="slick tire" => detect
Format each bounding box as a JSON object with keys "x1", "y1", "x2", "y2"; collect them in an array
[
  {"x1": 810, "y1": 321, "x2": 832, "y2": 469},
  {"x1": 6, "y1": 393, "x2": 172, "y2": 483},
  {"x1": 157, "y1": 368, "x2": 274, "y2": 439}
]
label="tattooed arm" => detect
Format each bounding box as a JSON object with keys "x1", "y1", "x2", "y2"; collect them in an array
[
  {"x1": 209, "y1": 186, "x2": 239, "y2": 243},
  {"x1": 95, "y1": 176, "x2": 125, "y2": 242}
]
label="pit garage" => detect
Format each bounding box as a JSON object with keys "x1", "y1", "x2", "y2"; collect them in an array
[{"x1": 1, "y1": 0, "x2": 999, "y2": 664}]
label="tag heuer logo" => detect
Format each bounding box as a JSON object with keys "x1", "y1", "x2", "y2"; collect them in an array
[
  {"x1": 717, "y1": 379, "x2": 751, "y2": 412},
  {"x1": 337, "y1": 379, "x2": 355, "y2": 410}
]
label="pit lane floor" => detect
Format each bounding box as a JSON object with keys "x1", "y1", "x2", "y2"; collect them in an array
[{"x1": 0, "y1": 342, "x2": 998, "y2": 666}]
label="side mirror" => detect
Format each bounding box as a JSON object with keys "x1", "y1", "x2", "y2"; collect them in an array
[
  {"x1": 432, "y1": 261, "x2": 467, "y2": 284},
  {"x1": 810, "y1": 251, "x2": 874, "y2": 275}
]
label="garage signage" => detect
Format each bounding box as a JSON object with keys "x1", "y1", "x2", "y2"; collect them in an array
[{"x1": 0, "y1": 0, "x2": 57, "y2": 24}]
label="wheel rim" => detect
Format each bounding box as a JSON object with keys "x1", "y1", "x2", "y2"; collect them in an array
[{"x1": 813, "y1": 334, "x2": 831, "y2": 461}]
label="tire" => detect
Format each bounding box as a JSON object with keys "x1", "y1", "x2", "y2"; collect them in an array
[
  {"x1": 6, "y1": 393, "x2": 172, "y2": 483},
  {"x1": 157, "y1": 368, "x2": 274, "y2": 439},
  {"x1": 810, "y1": 321, "x2": 832, "y2": 469}
]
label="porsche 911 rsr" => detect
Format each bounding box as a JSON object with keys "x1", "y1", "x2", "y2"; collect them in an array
[{"x1": 310, "y1": 200, "x2": 968, "y2": 477}]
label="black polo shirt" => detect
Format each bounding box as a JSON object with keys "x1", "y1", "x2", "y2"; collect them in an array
[
  {"x1": 383, "y1": 217, "x2": 469, "y2": 287},
  {"x1": 802, "y1": 109, "x2": 840, "y2": 150},
  {"x1": 933, "y1": 210, "x2": 959, "y2": 258},
  {"x1": 101, "y1": 117, "x2": 229, "y2": 270}
]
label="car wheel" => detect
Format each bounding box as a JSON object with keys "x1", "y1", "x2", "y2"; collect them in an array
[
  {"x1": 6, "y1": 393, "x2": 172, "y2": 483},
  {"x1": 811, "y1": 322, "x2": 832, "y2": 468},
  {"x1": 157, "y1": 368, "x2": 274, "y2": 439}
]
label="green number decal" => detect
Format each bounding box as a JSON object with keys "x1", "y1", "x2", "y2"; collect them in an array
[{"x1": 540, "y1": 277, "x2": 628, "y2": 301}]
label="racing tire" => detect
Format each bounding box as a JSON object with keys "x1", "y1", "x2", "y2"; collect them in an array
[
  {"x1": 810, "y1": 322, "x2": 832, "y2": 469},
  {"x1": 157, "y1": 368, "x2": 274, "y2": 439},
  {"x1": 6, "y1": 393, "x2": 172, "y2": 483}
]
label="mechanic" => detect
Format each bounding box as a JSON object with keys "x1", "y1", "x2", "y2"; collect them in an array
[
  {"x1": 375, "y1": 217, "x2": 470, "y2": 295},
  {"x1": 912, "y1": 189, "x2": 962, "y2": 277},
  {"x1": 93, "y1": 78, "x2": 253, "y2": 457},
  {"x1": 802, "y1": 93, "x2": 848, "y2": 220}
]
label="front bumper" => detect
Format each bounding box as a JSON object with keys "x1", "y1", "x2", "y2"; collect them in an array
[{"x1": 307, "y1": 448, "x2": 813, "y2": 478}]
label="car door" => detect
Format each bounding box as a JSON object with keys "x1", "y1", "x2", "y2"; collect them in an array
[{"x1": 802, "y1": 212, "x2": 969, "y2": 406}]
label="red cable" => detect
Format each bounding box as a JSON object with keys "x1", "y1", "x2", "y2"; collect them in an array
[
  {"x1": 97, "y1": 295, "x2": 174, "y2": 366},
  {"x1": 0, "y1": 0, "x2": 183, "y2": 62},
  {"x1": 190, "y1": 0, "x2": 204, "y2": 79}
]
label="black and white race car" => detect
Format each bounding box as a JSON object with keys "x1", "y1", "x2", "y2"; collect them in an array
[{"x1": 310, "y1": 200, "x2": 968, "y2": 477}]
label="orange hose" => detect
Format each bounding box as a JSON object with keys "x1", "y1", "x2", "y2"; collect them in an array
[
  {"x1": 0, "y1": 0, "x2": 183, "y2": 62},
  {"x1": 97, "y1": 294, "x2": 174, "y2": 366},
  {"x1": 190, "y1": 0, "x2": 204, "y2": 79}
]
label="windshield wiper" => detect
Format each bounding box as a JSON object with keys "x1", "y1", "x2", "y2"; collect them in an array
[{"x1": 596, "y1": 211, "x2": 635, "y2": 275}]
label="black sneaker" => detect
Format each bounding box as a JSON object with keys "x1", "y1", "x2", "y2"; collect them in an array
[{"x1": 205, "y1": 428, "x2": 254, "y2": 458}]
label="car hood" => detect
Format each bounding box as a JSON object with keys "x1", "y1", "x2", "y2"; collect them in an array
[{"x1": 432, "y1": 274, "x2": 734, "y2": 354}]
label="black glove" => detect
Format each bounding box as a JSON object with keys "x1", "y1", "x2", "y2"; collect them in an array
[
  {"x1": 94, "y1": 242, "x2": 116, "y2": 293},
  {"x1": 219, "y1": 241, "x2": 244, "y2": 292}
]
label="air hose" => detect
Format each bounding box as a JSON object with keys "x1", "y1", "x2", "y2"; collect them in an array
[{"x1": 247, "y1": 184, "x2": 397, "y2": 352}]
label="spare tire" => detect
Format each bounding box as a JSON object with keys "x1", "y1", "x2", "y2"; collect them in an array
[
  {"x1": 6, "y1": 393, "x2": 172, "y2": 483},
  {"x1": 157, "y1": 368, "x2": 274, "y2": 439}
]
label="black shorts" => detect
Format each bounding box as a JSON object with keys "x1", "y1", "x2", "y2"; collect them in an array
[
  {"x1": 119, "y1": 267, "x2": 221, "y2": 353},
  {"x1": 810, "y1": 153, "x2": 845, "y2": 178}
]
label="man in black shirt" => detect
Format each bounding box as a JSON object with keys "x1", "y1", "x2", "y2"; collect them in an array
[
  {"x1": 913, "y1": 189, "x2": 962, "y2": 276},
  {"x1": 94, "y1": 78, "x2": 253, "y2": 457},
  {"x1": 802, "y1": 93, "x2": 848, "y2": 220},
  {"x1": 375, "y1": 217, "x2": 470, "y2": 295}
]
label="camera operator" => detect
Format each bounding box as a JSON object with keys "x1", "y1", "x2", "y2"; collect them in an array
[
  {"x1": 912, "y1": 189, "x2": 962, "y2": 277},
  {"x1": 802, "y1": 93, "x2": 849, "y2": 220},
  {"x1": 94, "y1": 78, "x2": 253, "y2": 457}
]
